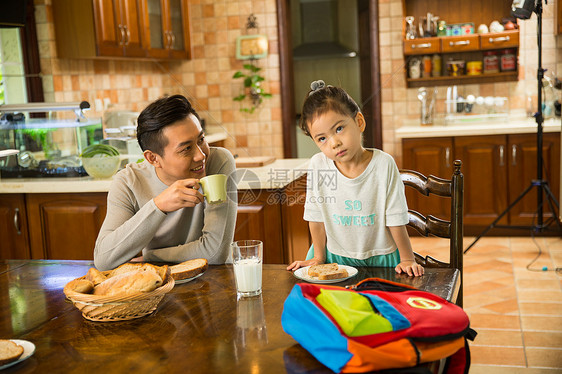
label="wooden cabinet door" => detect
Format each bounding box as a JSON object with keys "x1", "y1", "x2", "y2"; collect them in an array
[
  {"x1": 92, "y1": 0, "x2": 124, "y2": 56},
  {"x1": 0, "y1": 194, "x2": 31, "y2": 259},
  {"x1": 142, "y1": 0, "x2": 190, "y2": 59},
  {"x1": 235, "y1": 190, "x2": 284, "y2": 264},
  {"x1": 402, "y1": 137, "x2": 454, "y2": 220},
  {"x1": 165, "y1": 0, "x2": 190, "y2": 59},
  {"x1": 120, "y1": 0, "x2": 146, "y2": 57},
  {"x1": 455, "y1": 135, "x2": 508, "y2": 227},
  {"x1": 281, "y1": 176, "x2": 311, "y2": 263},
  {"x1": 508, "y1": 132, "x2": 561, "y2": 225},
  {"x1": 26, "y1": 193, "x2": 107, "y2": 260}
]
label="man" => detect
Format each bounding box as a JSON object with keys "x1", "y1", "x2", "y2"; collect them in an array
[{"x1": 94, "y1": 95, "x2": 237, "y2": 270}]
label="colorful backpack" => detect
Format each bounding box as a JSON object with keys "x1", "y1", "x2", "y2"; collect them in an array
[{"x1": 281, "y1": 278, "x2": 476, "y2": 373}]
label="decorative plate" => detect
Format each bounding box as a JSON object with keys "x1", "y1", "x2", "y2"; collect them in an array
[
  {"x1": 293, "y1": 265, "x2": 358, "y2": 284},
  {"x1": 0, "y1": 340, "x2": 35, "y2": 370},
  {"x1": 174, "y1": 272, "x2": 205, "y2": 285}
]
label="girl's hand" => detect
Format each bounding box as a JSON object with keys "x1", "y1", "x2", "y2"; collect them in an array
[
  {"x1": 287, "y1": 258, "x2": 323, "y2": 271},
  {"x1": 395, "y1": 260, "x2": 424, "y2": 277}
]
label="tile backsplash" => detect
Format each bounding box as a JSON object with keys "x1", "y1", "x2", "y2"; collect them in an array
[{"x1": 35, "y1": 0, "x2": 283, "y2": 159}]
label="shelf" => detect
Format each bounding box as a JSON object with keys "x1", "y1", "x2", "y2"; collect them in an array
[{"x1": 406, "y1": 71, "x2": 518, "y2": 88}]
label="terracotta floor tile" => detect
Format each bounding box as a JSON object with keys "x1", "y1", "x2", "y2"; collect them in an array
[
  {"x1": 523, "y1": 331, "x2": 562, "y2": 348},
  {"x1": 472, "y1": 329, "x2": 523, "y2": 346},
  {"x1": 517, "y1": 290, "x2": 562, "y2": 303},
  {"x1": 526, "y1": 347, "x2": 562, "y2": 368},
  {"x1": 470, "y1": 366, "x2": 558, "y2": 373},
  {"x1": 516, "y1": 279, "x2": 561, "y2": 290},
  {"x1": 485, "y1": 298, "x2": 520, "y2": 314},
  {"x1": 519, "y1": 302, "x2": 562, "y2": 316},
  {"x1": 464, "y1": 281, "x2": 506, "y2": 296},
  {"x1": 464, "y1": 288, "x2": 516, "y2": 309},
  {"x1": 520, "y1": 316, "x2": 562, "y2": 331},
  {"x1": 469, "y1": 313, "x2": 521, "y2": 330},
  {"x1": 469, "y1": 345, "x2": 526, "y2": 366}
]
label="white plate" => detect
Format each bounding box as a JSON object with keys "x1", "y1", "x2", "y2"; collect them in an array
[
  {"x1": 174, "y1": 272, "x2": 204, "y2": 284},
  {"x1": 0, "y1": 339, "x2": 35, "y2": 370},
  {"x1": 293, "y1": 265, "x2": 358, "y2": 284}
]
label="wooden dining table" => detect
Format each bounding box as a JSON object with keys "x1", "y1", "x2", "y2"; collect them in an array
[{"x1": 0, "y1": 260, "x2": 459, "y2": 373}]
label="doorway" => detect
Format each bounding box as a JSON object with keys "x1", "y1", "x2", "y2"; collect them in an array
[{"x1": 276, "y1": 0, "x2": 382, "y2": 158}]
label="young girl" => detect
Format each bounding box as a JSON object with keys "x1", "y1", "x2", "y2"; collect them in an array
[{"x1": 287, "y1": 80, "x2": 424, "y2": 277}]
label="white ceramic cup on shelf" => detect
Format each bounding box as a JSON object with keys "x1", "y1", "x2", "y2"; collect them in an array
[{"x1": 231, "y1": 240, "x2": 263, "y2": 298}]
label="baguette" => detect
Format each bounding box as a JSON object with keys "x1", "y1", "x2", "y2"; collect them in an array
[
  {"x1": 0, "y1": 340, "x2": 24, "y2": 366},
  {"x1": 109, "y1": 263, "x2": 168, "y2": 283},
  {"x1": 93, "y1": 269, "x2": 163, "y2": 296},
  {"x1": 170, "y1": 259, "x2": 208, "y2": 281},
  {"x1": 308, "y1": 263, "x2": 339, "y2": 277}
]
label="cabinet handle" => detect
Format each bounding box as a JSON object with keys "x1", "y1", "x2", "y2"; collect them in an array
[
  {"x1": 499, "y1": 145, "x2": 505, "y2": 166},
  {"x1": 118, "y1": 24, "x2": 125, "y2": 46},
  {"x1": 511, "y1": 144, "x2": 517, "y2": 166},
  {"x1": 411, "y1": 43, "x2": 432, "y2": 49},
  {"x1": 445, "y1": 147, "x2": 451, "y2": 168},
  {"x1": 14, "y1": 208, "x2": 21, "y2": 235},
  {"x1": 489, "y1": 36, "x2": 510, "y2": 43},
  {"x1": 449, "y1": 40, "x2": 470, "y2": 46},
  {"x1": 170, "y1": 32, "x2": 176, "y2": 49},
  {"x1": 123, "y1": 25, "x2": 130, "y2": 46}
]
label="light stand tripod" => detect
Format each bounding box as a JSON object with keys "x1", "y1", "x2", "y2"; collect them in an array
[{"x1": 465, "y1": 0, "x2": 562, "y2": 254}]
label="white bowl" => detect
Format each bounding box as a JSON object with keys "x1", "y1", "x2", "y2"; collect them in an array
[{"x1": 81, "y1": 155, "x2": 120, "y2": 179}]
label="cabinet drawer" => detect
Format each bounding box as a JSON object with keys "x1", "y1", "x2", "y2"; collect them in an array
[
  {"x1": 480, "y1": 30, "x2": 519, "y2": 50},
  {"x1": 403, "y1": 37, "x2": 440, "y2": 55},
  {"x1": 441, "y1": 35, "x2": 480, "y2": 53}
]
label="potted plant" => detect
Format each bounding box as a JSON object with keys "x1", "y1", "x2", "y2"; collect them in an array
[{"x1": 232, "y1": 63, "x2": 272, "y2": 113}]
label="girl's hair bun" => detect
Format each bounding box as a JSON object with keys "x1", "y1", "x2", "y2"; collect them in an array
[{"x1": 309, "y1": 80, "x2": 326, "y2": 95}]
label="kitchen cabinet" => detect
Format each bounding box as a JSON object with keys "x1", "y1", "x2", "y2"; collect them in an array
[
  {"x1": 53, "y1": 0, "x2": 146, "y2": 58},
  {"x1": 0, "y1": 194, "x2": 31, "y2": 260},
  {"x1": 402, "y1": 0, "x2": 519, "y2": 87},
  {"x1": 0, "y1": 193, "x2": 107, "y2": 261},
  {"x1": 140, "y1": 0, "x2": 191, "y2": 59},
  {"x1": 402, "y1": 137, "x2": 453, "y2": 220},
  {"x1": 402, "y1": 132, "x2": 561, "y2": 235},
  {"x1": 235, "y1": 175, "x2": 311, "y2": 264},
  {"x1": 559, "y1": 0, "x2": 562, "y2": 34}
]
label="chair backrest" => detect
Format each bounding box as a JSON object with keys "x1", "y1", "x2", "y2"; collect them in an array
[{"x1": 400, "y1": 160, "x2": 464, "y2": 306}]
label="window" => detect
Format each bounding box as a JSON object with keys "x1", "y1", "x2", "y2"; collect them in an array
[{"x1": 0, "y1": 28, "x2": 27, "y2": 105}]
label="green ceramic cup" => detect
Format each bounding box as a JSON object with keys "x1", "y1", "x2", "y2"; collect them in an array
[{"x1": 199, "y1": 174, "x2": 228, "y2": 204}]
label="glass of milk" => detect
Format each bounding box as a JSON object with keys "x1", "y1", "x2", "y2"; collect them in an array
[{"x1": 231, "y1": 240, "x2": 263, "y2": 298}]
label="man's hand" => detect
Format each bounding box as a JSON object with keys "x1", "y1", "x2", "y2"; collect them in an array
[
  {"x1": 154, "y1": 178, "x2": 205, "y2": 213},
  {"x1": 395, "y1": 260, "x2": 424, "y2": 277},
  {"x1": 287, "y1": 258, "x2": 324, "y2": 271}
]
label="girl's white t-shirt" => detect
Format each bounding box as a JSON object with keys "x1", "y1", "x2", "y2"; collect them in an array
[{"x1": 303, "y1": 149, "x2": 409, "y2": 260}]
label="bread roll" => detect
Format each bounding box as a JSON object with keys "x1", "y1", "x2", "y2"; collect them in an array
[
  {"x1": 308, "y1": 263, "x2": 338, "y2": 277},
  {"x1": 65, "y1": 279, "x2": 95, "y2": 294},
  {"x1": 85, "y1": 267, "x2": 107, "y2": 285},
  {"x1": 93, "y1": 269, "x2": 163, "y2": 296},
  {"x1": 0, "y1": 340, "x2": 24, "y2": 366},
  {"x1": 318, "y1": 269, "x2": 349, "y2": 280},
  {"x1": 170, "y1": 259, "x2": 208, "y2": 281}
]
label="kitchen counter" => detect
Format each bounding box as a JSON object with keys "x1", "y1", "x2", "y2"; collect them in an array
[
  {"x1": 396, "y1": 117, "x2": 561, "y2": 139},
  {"x1": 0, "y1": 158, "x2": 310, "y2": 193}
]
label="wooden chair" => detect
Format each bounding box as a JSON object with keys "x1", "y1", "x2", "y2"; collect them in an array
[{"x1": 400, "y1": 160, "x2": 464, "y2": 307}]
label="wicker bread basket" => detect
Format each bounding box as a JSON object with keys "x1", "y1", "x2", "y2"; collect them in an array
[{"x1": 64, "y1": 269, "x2": 175, "y2": 322}]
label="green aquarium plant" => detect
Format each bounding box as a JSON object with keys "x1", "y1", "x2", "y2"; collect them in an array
[{"x1": 232, "y1": 63, "x2": 272, "y2": 114}]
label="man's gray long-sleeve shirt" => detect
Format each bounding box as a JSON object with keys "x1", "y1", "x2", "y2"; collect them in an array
[{"x1": 94, "y1": 147, "x2": 237, "y2": 270}]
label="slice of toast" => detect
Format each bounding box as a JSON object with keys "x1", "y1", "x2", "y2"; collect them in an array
[
  {"x1": 170, "y1": 259, "x2": 208, "y2": 281},
  {"x1": 0, "y1": 340, "x2": 24, "y2": 366},
  {"x1": 308, "y1": 263, "x2": 339, "y2": 277},
  {"x1": 318, "y1": 268, "x2": 349, "y2": 280}
]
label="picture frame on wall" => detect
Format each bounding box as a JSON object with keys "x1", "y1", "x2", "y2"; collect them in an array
[{"x1": 236, "y1": 35, "x2": 268, "y2": 60}]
